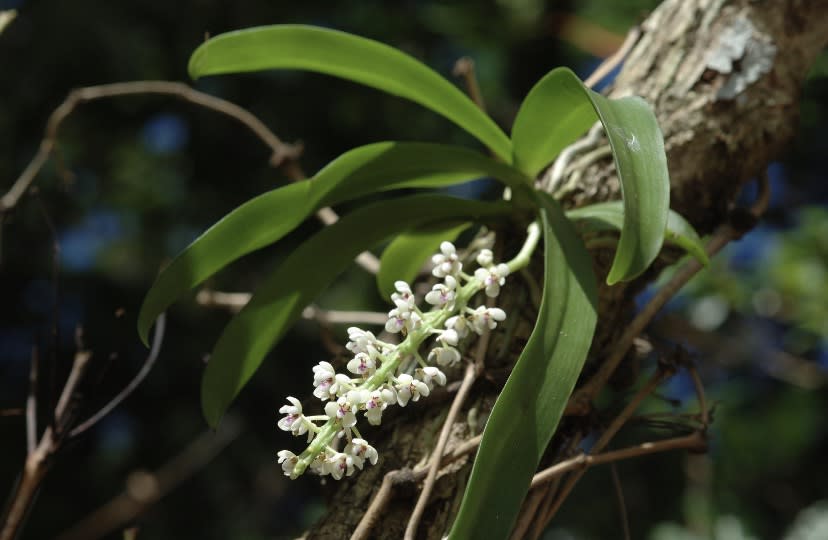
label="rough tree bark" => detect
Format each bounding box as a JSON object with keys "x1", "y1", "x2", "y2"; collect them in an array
[{"x1": 307, "y1": 1, "x2": 828, "y2": 538}]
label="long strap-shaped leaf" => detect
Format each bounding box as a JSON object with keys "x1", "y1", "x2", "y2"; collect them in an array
[
  {"x1": 138, "y1": 141, "x2": 530, "y2": 344},
  {"x1": 511, "y1": 67, "x2": 670, "y2": 284},
  {"x1": 566, "y1": 201, "x2": 709, "y2": 265},
  {"x1": 189, "y1": 25, "x2": 512, "y2": 162},
  {"x1": 447, "y1": 195, "x2": 598, "y2": 540},
  {"x1": 200, "y1": 194, "x2": 512, "y2": 427}
]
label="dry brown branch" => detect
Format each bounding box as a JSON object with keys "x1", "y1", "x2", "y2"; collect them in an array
[
  {"x1": 452, "y1": 57, "x2": 486, "y2": 111},
  {"x1": 529, "y1": 431, "x2": 707, "y2": 490},
  {"x1": 1, "y1": 349, "x2": 91, "y2": 540},
  {"x1": 1, "y1": 81, "x2": 297, "y2": 213},
  {"x1": 610, "y1": 464, "x2": 631, "y2": 540},
  {"x1": 537, "y1": 369, "x2": 669, "y2": 531},
  {"x1": 0, "y1": 80, "x2": 382, "y2": 274},
  {"x1": 582, "y1": 25, "x2": 642, "y2": 88},
  {"x1": 196, "y1": 289, "x2": 390, "y2": 327},
  {"x1": 1, "y1": 312, "x2": 165, "y2": 540},
  {"x1": 404, "y1": 361, "x2": 477, "y2": 540},
  {"x1": 351, "y1": 469, "x2": 414, "y2": 540},
  {"x1": 26, "y1": 346, "x2": 38, "y2": 454},
  {"x1": 687, "y1": 365, "x2": 709, "y2": 427},
  {"x1": 57, "y1": 416, "x2": 242, "y2": 540},
  {"x1": 351, "y1": 432, "x2": 485, "y2": 540}
]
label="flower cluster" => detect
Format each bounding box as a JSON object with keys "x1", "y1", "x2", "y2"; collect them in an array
[{"x1": 276, "y1": 242, "x2": 511, "y2": 479}]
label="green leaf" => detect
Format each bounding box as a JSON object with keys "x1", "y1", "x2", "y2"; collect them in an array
[
  {"x1": 567, "y1": 201, "x2": 709, "y2": 265},
  {"x1": 447, "y1": 195, "x2": 598, "y2": 540},
  {"x1": 377, "y1": 222, "x2": 471, "y2": 298},
  {"x1": 511, "y1": 67, "x2": 670, "y2": 284},
  {"x1": 138, "y1": 141, "x2": 530, "y2": 344},
  {"x1": 200, "y1": 194, "x2": 512, "y2": 427},
  {"x1": 189, "y1": 25, "x2": 512, "y2": 162}
]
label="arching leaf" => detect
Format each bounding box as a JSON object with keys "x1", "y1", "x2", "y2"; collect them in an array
[
  {"x1": 512, "y1": 67, "x2": 670, "y2": 284},
  {"x1": 189, "y1": 25, "x2": 512, "y2": 161},
  {"x1": 201, "y1": 194, "x2": 512, "y2": 427},
  {"x1": 138, "y1": 142, "x2": 530, "y2": 344},
  {"x1": 567, "y1": 201, "x2": 709, "y2": 265},
  {"x1": 448, "y1": 195, "x2": 598, "y2": 540}
]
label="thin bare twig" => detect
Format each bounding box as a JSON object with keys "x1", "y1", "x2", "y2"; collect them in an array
[
  {"x1": 351, "y1": 469, "x2": 414, "y2": 540},
  {"x1": 53, "y1": 351, "x2": 92, "y2": 426},
  {"x1": 351, "y1": 434, "x2": 483, "y2": 540},
  {"x1": 529, "y1": 431, "x2": 706, "y2": 489},
  {"x1": 513, "y1": 438, "x2": 581, "y2": 540},
  {"x1": 26, "y1": 346, "x2": 39, "y2": 454},
  {"x1": 537, "y1": 370, "x2": 669, "y2": 530},
  {"x1": 610, "y1": 464, "x2": 631, "y2": 540},
  {"x1": 404, "y1": 362, "x2": 477, "y2": 540},
  {"x1": 687, "y1": 365, "x2": 709, "y2": 427},
  {"x1": 196, "y1": 289, "x2": 389, "y2": 326},
  {"x1": 453, "y1": 57, "x2": 486, "y2": 111},
  {"x1": 1, "y1": 349, "x2": 91, "y2": 540},
  {"x1": 351, "y1": 433, "x2": 484, "y2": 540},
  {"x1": 32, "y1": 193, "x2": 61, "y2": 432},
  {"x1": 403, "y1": 293, "x2": 497, "y2": 539},
  {"x1": 0, "y1": 409, "x2": 24, "y2": 417},
  {"x1": 582, "y1": 25, "x2": 642, "y2": 88},
  {"x1": 69, "y1": 313, "x2": 167, "y2": 438},
  {"x1": 0, "y1": 80, "x2": 382, "y2": 274},
  {"x1": 1, "y1": 82, "x2": 297, "y2": 213}
]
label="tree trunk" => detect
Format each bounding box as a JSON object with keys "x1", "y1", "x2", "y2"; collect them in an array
[{"x1": 307, "y1": 1, "x2": 828, "y2": 538}]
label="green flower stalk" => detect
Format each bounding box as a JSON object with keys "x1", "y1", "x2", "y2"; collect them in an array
[{"x1": 277, "y1": 223, "x2": 541, "y2": 480}]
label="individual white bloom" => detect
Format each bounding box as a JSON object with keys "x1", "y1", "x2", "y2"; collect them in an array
[
  {"x1": 277, "y1": 450, "x2": 298, "y2": 477},
  {"x1": 395, "y1": 373, "x2": 430, "y2": 406},
  {"x1": 424, "y1": 275, "x2": 457, "y2": 309},
  {"x1": 345, "y1": 438, "x2": 379, "y2": 468},
  {"x1": 328, "y1": 373, "x2": 353, "y2": 399},
  {"x1": 390, "y1": 280, "x2": 415, "y2": 310},
  {"x1": 431, "y1": 241, "x2": 462, "y2": 278},
  {"x1": 428, "y1": 345, "x2": 462, "y2": 367},
  {"x1": 326, "y1": 451, "x2": 356, "y2": 480},
  {"x1": 325, "y1": 396, "x2": 357, "y2": 428},
  {"x1": 346, "y1": 352, "x2": 376, "y2": 377},
  {"x1": 364, "y1": 387, "x2": 396, "y2": 425},
  {"x1": 346, "y1": 388, "x2": 370, "y2": 408},
  {"x1": 385, "y1": 309, "x2": 406, "y2": 333},
  {"x1": 445, "y1": 315, "x2": 470, "y2": 339},
  {"x1": 346, "y1": 327, "x2": 381, "y2": 358},
  {"x1": 474, "y1": 263, "x2": 510, "y2": 297},
  {"x1": 476, "y1": 249, "x2": 493, "y2": 267},
  {"x1": 468, "y1": 306, "x2": 507, "y2": 334},
  {"x1": 385, "y1": 306, "x2": 422, "y2": 334},
  {"x1": 312, "y1": 361, "x2": 336, "y2": 400},
  {"x1": 310, "y1": 453, "x2": 328, "y2": 476},
  {"x1": 439, "y1": 328, "x2": 459, "y2": 347},
  {"x1": 277, "y1": 397, "x2": 308, "y2": 437},
  {"x1": 416, "y1": 366, "x2": 447, "y2": 390}
]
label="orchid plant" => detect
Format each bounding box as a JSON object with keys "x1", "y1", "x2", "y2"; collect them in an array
[{"x1": 137, "y1": 25, "x2": 707, "y2": 539}]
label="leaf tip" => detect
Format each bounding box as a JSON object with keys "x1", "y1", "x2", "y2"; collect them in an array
[
  {"x1": 201, "y1": 376, "x2": 225, "y2": 429},
  {"x1": 137, "y1": 309, "x2": 152, "y2": 347}
]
